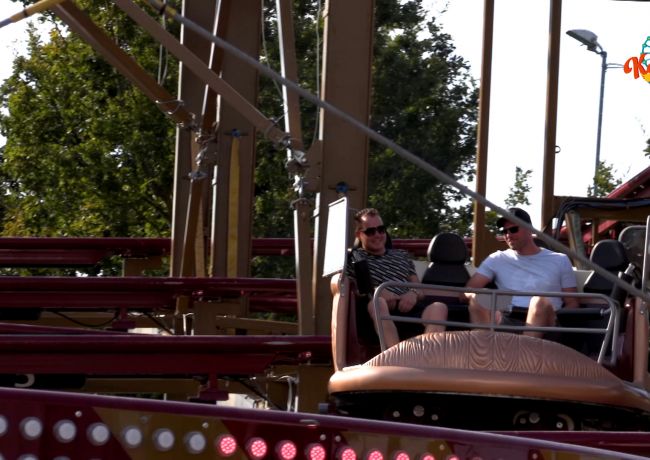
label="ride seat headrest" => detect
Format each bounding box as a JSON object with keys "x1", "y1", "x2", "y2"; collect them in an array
[
  {"x1": 590, "y1": 239, "x2": 629, "y2": 272},
  {"x1": 427, "y1": 232, "x2": 467, "y2": 264},
  {"x1": 583, "y1": 239, "x2": 630, "y2": 296}
]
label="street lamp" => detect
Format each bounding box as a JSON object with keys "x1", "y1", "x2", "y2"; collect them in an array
[{"x1": 566, "y1": 29, "x2": 621, "y2": 197}]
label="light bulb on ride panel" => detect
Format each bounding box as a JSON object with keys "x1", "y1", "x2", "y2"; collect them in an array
[
  {"x1": 122, "y1": 426, "x2": 143, "y2": 448},
  {"x1": 20, "y1": 417, "x2": 43, "y2": 440},
  {"x1": 337, "y1": 446, "x2": 357, "y2": 460},
  {"x1": 53, "y1": 419, "x2": 77, "y2": 443},
  {"x1": 246, "y1": 437, "x2": 268, "y2": 459},
  {"x1": 216, "y1": 434, "x2": 238, "y2": 457},
  {"x1": 185, "y1": 431, "x2": 207, "y2": 454},
  {"x1": 306, "y1": 443, "x2": 327, "y2": 460},
  {"x1": 276, "y1": 440, "x2": 298, "y2": 460},
  {"x1": 87, "y1": 423, "x2": 110, "y2": 446},
  {"x1": 419, "y1": 454, "x2": 436, "y2": 460},
  {"x1": 366, "y1": 449, "x2": 384, "y2": 460},
  {"x1": 153, "y1": 428, "x2": 175, "y2": 451}
]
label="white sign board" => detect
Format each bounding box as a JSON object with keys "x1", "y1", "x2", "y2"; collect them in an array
[{"x1": 322, "y1": 197, "x2": 349, "y2": 277}]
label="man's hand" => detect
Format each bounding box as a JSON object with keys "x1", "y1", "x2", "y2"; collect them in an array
[
  {"x1": 397, "y1": 290, "x2": 418, "y2": 313},
  {"x1": 379, "y1": 290, "x2": 400, "y2": 310},
  {"x1": 460, "y1": 291, "x2": 475, "y2": 303},
  {"x1": 462, "y1": 273, "x2": 492, "y2": 303}
]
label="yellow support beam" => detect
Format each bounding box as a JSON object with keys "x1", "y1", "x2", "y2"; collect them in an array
[{"x1": 227, "y1": 134, "x2": 241, "y2": 277}]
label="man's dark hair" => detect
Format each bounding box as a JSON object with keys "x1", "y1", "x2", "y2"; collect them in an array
[{"x1": 353, "y1": 208, "x2": 380, "y2": 231}]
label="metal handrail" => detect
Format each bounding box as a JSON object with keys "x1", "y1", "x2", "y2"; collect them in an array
[{"x1": 372, "y1": 281, "x2": 619, "y2": 366}]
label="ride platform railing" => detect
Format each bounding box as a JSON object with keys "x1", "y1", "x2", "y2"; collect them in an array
[
  {"x1": 0, "y1": 237, "x2": 438, "y2": 267},
  {"x1": 0, "y1": 237, "x2": 437, "y2": 333},
  {"x1": 373, "y1": 282, "x2": 620, "y2": 365}
]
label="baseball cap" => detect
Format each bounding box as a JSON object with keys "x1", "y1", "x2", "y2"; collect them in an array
[{"x1": 497, "y1": 207, "x2": 532, "y2": 229}]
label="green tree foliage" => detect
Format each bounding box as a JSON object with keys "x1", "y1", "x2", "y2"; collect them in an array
[
  {"x1": 251, "y1": 0, "x2": 326, "y2": 277},
  {"x1": 0, "y1": 2, "x2": 176, "y2": 240},
  {"x1": 0, "y1": 1, "x2": 476, "y2": 278},
  {"x1": 505, "y1": 166, "x2": 532, "y2": 207},
  {"x1": 252, "y1": 0, "x2": 477, "y2": 276},
  {"x1": 587, "y1": 161, "x2": 623, "y2": 197},
  {"x1": 368, "y1": 0, "x2": 477, "y2": 238},
  {"x1": 255, "y1": 0, "x2": 477, "y2": 243}
]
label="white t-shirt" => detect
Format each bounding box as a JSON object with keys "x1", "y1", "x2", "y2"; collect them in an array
[{"x1": 476, "y1": 248, "x2": 576, "y2": 310}]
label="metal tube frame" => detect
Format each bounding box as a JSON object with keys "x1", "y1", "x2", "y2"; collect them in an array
[{"x1": 373, "y1": 281, "x2": 620, "y2": 366}]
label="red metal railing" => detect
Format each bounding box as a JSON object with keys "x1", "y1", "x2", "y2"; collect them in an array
[
  {"x1": 0, "y1": 276, "x2": 298, "y2": 313},
  {"x1": 0, "y1": 237, "x2": 449, "y2": 266}
]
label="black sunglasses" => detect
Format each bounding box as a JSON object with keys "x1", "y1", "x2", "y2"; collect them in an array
[
  {"x1": 361, "y1": 225, "x2": 386, "y2": 236},
  {"x1": 499, "y1": 226, "x2": 520, "y2": 235}
]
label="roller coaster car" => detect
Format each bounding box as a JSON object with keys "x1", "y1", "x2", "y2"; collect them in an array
[{"x1": 328, "y1": 230, "x2": 650, "y2": 432}]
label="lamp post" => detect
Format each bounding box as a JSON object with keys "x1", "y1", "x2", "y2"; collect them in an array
[{"x1": 566, "y1": 29, "x2": 618, "y2": 197}]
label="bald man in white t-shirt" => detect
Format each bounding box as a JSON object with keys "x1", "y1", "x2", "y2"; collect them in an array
[{"x1": 463, "y1": 208, "x2": 579, "y2": 338}]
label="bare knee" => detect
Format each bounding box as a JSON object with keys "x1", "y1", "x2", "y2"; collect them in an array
[
  {"x1": 423, "y1": 301, "x2": 447, "y2": 320},
  {"x1": 423, "y1": 301, "x2": 447, "y2": 333},
  {"x1": 527, "y1": 296, "x2": 556, "y2": 329},
  {"x1": 529, "y1": 297, "x2": 555, "y2": 318},
  {"x1": 368, "y1": 297, "x2": 390, "y2": 321}
]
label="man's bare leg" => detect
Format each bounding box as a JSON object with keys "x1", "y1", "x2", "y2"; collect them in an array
[
  {"x1": 422, "y1": 301, "x2": 448, "y2": 334},
  {"x1": 368, "y1": 297, "x2": 400, "y2": 348},
  {"x1": 525, "y1": 296, "x2": 556, "y2": 338},
  {"x1": 467, "y1": 293, "x2": 494, "y2": 325}
]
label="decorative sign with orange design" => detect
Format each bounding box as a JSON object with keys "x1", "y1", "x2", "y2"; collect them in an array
[{"x1": 624, "y1": 36, "x2": 650, "y2": 82}]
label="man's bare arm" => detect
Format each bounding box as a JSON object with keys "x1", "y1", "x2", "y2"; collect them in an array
[
  {"x1": 461, "y1": 273, "x2": 492, "y2": 302},
  {"x1": 561, "y1": 287, "x2": 580, "y2": 309}
]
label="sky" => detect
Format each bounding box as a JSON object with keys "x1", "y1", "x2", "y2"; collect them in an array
[
  {"x1": 425, "y1": 0, "x2": 650, "y2": 226},
  {"x1": 0, "y1": 1, "x2": 648, "y2": 229}
]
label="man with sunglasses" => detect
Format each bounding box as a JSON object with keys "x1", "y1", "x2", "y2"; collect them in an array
[
  {"x1": 463, "y1": 207, "x2": 578, "y2": 337},
  {"x1": 347, "y1": 208, "x2": 448, "y2": 348}
]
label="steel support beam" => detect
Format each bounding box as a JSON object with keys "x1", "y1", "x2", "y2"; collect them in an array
[
  {"x1": 170, "y1": 0, "x2": 216, "y2": 276},
  {"x1": 52, "y1": 1, "x2": 195, "y2": 128},
  {"x1": 310, "y1": 0, "x2": 374, "y2": 334},
  {"x1": 209, "y1": 0, "x2": 261, "y2": 284},
  {"x1": 276, "y1": 0, "x2": 315, "y2": 334},
  {"x1": 542, "y1": 0, "x2": 563, "y2": 228},
  {"x1": 471, "y1": 0, "x2": 495, "y2": 267}
]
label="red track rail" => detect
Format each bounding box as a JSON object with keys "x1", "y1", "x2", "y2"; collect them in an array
[
  {"x1": 0, "y1": 237, "x2": 440, "y2": 266},
  {"x1": 0, "y1": 276, "x2": 297, "y2": 313},
  {"x1": 0, "y1": 237, "x2": 170, "y2": 266},
  {"x1": 0, "y1": 334, "x2": 331, "y2": 375}
]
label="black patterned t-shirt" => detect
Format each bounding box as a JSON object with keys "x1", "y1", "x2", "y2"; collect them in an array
[{"x1": 346, "y1": 248, "x2": 416, "y2": 295}]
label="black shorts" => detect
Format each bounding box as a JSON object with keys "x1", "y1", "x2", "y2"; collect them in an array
[
  {"x1": 356, "y1": 296, "x2": 434, "y2": 342},
  {"x1": 393, "y1": 298, "x2": 434, "y2": 339},
  {"x1": 500, "y1": 307, "x2": 560, "y2": 337},
  {"x1": 393, "y1": 297, "x2": 431, "y2": 319},
  {"x1": 500, "y1": 306, "x2": 528, "y2": 326}
]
